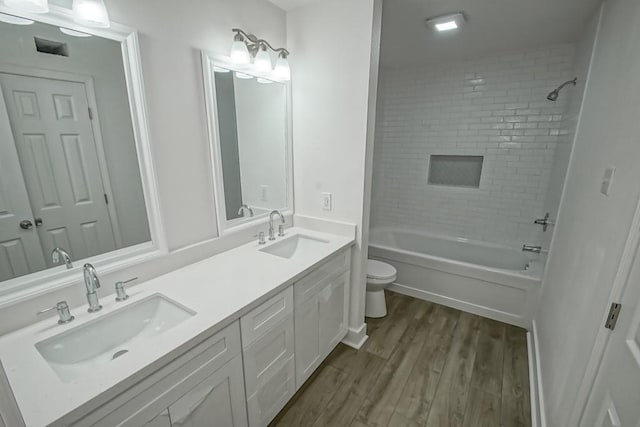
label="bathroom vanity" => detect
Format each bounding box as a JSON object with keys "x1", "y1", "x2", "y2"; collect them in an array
[{"x1": 0, "y1": 228, "x2": 354, "y2": 426}]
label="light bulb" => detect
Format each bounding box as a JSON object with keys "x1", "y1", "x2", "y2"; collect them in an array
[
  {"x1": 257, "y1": 78, "x2": 273, "y2": 84},
  {"x1": 254, "y1": 46, "x2": 272, "y2": 73},
  {"x1": 4, "y1": 0, "x2": 48, "y2": 13},
  {"x1": 72, "y1": 0, "x2": 110, "y2": 28},
  {"x1": 235, "y1": 72, "x2": 253, "y2": 80},
  {"x1": 212, "y1": 66, "x2": 230, "y2": 73},
  {"x1": 230, "y1": 39, "x2": 250, "y2": 65},
  {"x1": 274, "y1": 54, "x2": 291, "y2": 81},
  {"x1": 0, "y1": 12, "x2": 34, "y2": 24}
]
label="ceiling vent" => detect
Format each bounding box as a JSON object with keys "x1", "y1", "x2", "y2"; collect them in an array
[{"x1": 34, "y1": 37, "x2": 69, "y2": 57}]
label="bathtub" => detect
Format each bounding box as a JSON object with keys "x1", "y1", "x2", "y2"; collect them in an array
[{"x1": 368, "y1": 227, "x2": 542, "y2": 328}]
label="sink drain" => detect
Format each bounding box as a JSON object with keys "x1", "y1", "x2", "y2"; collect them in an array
[{"x1": 112, "y1": 349, "x2": 129, "y2": 360}]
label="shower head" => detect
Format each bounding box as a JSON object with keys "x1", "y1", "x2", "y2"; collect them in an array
[{"x1": 547, "y1": 77, "x2": 578, "y2": 101}]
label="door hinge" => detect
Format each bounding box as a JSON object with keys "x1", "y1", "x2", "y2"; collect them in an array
[
  {"x1": 88, "y1": 107, "x2": 93, "y2": 120},
  {"x1": 104, "y1": 193, "x2": 109, "y2": 205},
  {"x1": 605, "y1": 302, "x2": 622, "y2": 330}
]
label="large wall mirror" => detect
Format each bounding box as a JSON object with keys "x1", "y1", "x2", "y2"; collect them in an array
[
  {"x1": 0, "y1": 7, "x2": 163, "y2": 300},
  {"x1": 202, "y1": 53, "x2": 292, "y2": 232}
]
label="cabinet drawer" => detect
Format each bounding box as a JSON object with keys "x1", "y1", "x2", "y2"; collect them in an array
[
  {"x1": 68, "y1": 322, "x2": 242, "y2": 427},
  {"x1": 241, "y1": 286, "x2": 293, "y2": 348},
  {"x1": 243, "y1": 315, "x2": 294, "y2": 396},
  {"x1": 294, "y1": 249, "x2": 350, "y2": 304},
  {"x1": 247, "y1": 356, "x2": 295, "y2": 427}
]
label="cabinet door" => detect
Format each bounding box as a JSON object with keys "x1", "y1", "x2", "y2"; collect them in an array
[
  {"x1": 243, "y1": 316, "x2": 294, "y2": 396},
  {"x1": 142, "y1": 409, "x2": 171, "y2": 427},
  {"x1": 294, "y1": 294, "x2": 320, "y2": 388},
  {"x1": 319, "y1": 271, "x2": 348, "y2": 358},
  {"x1": 247, "y1": 356, "x2": 295, "y2": 427},
  {"x1": 168, "y1": 354, "x2": 248, "y2": 427}
]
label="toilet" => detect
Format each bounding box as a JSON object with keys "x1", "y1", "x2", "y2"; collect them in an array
[{"x1": 365, "y1": 259, "x2": 397, "y2": 318}]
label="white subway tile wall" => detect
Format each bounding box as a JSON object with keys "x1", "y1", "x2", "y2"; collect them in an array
[{"x1": 371, "y1": 44, "x2": 577, "y2": 247}]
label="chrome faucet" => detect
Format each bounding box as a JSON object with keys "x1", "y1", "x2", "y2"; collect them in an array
[
  {"x1": 268, "y1": 210, "x2": 285, "y2": 241},
  {"x1": 51, "y1": 247, "x2": 73, "y2": 269},
  {"x1": 238, "y1": 204, "x2": 254, "y2": 217},
  {"x1": 522, "y1": 245, "x2": 543, "y2": 254},
  {"x1": 83, "y1": 263, "x2": 102, "y2": 313}
]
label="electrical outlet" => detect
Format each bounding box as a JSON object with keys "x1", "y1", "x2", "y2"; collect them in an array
[
  {"x1": 260, "y1": 185, "x2": 269, "y2": 201},
  {"x1": 321, "y1": 192, "x2": 332, "y2": 211}
]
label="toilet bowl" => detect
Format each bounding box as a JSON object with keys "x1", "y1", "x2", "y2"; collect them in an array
[{"x1": 365, "y1": 259, "x2": 397, "y2": 318}]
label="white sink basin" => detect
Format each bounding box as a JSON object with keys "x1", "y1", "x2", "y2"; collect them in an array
[
  {"x1": 35, "y1": 294, "x2": 195, "y2": 382},
  {"x1": 260, "y1": 234, "x2": 329, "y2": 260}
]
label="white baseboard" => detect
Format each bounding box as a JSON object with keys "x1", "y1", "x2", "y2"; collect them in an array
[
  {"x1": 529, "y1": 320, "x2": 546, "y2": 427},
  {"x1": 388, "y1": 282, "x2": 525, "y2": 328},
  {"x1": 341, "y1": 323, "x2": 368, "y2": 349}
]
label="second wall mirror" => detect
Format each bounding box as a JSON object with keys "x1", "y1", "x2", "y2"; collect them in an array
[{"x1": 202, "y1": 52, "x2": 292, "y2": 232}]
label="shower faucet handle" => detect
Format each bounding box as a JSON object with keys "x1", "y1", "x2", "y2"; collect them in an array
[{"x1": 533, "y1": 213, "x2": 555, "y2": 232}]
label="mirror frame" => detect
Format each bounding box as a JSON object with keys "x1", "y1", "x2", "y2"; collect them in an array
[
  {"x1": 0, "y1": 5, "x2": 167, "y2": 306},
  {"x1": 201, "y1": 51, "x2": 294, "y2": 235}
]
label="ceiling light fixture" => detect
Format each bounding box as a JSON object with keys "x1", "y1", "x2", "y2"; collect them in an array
[
  {"x1": 4, "y1": 0, "x2": 48, "y2": 13},
  {"x1": 229, "y1": 28, "x2": 290, "y2": 81},
  {"x1": 72, "y1": 0, "x2": 110, "y2": 28},
  {"x1": 0, "y1": 12, "x2": 34, "y2": 24},
  {"x1": 425, "y1": 12, "x2": 466, "y2": 33}
]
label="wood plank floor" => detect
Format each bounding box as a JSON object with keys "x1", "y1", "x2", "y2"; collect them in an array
[{"x1": 271, "y1": 291, "x2": 531, "y2": 427}]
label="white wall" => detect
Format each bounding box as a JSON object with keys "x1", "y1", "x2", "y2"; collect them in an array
[
  {"x1": 534, "y1": 0, "x2": 640, "y2": 424},
  {"x1": 234, "y1": 77, "x2": 288, "y2": 210},
  {"x1": 108, "y1": 0, "x2": 286, "y2": 251},
  {"x1": 540, "y1": 16, "x2": 598, "y2": 248},
  {"x1": 0, "y1": 0, "x2": 287, "y2": 334},
  {"x1": 0, "y1": 21, "x2": 150, "y2": 248},
  {"x1": 371, "y1": 45, "x2": 576, "y2": 247},
  {"x1": 287, "y1": 0, "x2": 381, "y2": 340}
]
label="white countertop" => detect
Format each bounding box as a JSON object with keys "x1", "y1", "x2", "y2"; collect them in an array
[{"x1": 0, "y1": 227, "x2": 354, "y2": 426}]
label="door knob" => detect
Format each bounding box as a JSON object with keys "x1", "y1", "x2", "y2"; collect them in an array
[{"x1": 19, "y1": 220, "x2": 33, "y2": 230}]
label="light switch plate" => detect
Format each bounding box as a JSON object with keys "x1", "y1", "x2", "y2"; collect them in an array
[
  {"x1": 601, "y1": 167, "x2": 615, "y2": 196},
  {"x1": 321, "y1": 192, "x2": 332, "y2": 211}
]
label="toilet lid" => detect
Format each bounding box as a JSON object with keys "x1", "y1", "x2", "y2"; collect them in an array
[{"x1": 367, "y1": 260, "x2": 397, "y2": 280}]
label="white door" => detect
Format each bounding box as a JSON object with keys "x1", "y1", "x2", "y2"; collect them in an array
[
  {"x1": 0, "y1": 73, "x2": 116, "y2": 265},
  {"x1": 0, "y1": 85, "x2": 46, "y2": 281},
  {"x1": 581, "y1": 242, "x2": 640, "y2": 426}
]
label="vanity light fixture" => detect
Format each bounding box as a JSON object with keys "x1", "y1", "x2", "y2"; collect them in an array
[
  {"x1": 257, "y1": 78, "x2": 273, "y2": 84},
  {"x1": 60, "y1": 27, "x2": 91, "y2": 37},
  {"x1": 235, "y1": 72, "x2": 254, "y2": 79},
  {"x1": 230, "y1": 28, "x2": 291, "y2": 81},
  {"x1": 254, "y1": 44, "x2": 272, "y2": 73},
  {"x1": 213, "y1": 66, "x2": 230, "y2": 73},
  {"x1": 425, "y1": 12, "x2": 466, "y2": 33},
  {"x1": 4, "y1": 0, "x2": 48, "y2": 13},
  {"x1": 230, "y1": 33, "x2": 251, "y2": 65},
  {"x1": 0, "y1": 12, "x2": 34, "y2": 24},
  {"x1": 274, "y1": 52, "x2": 291, "y2": 80},
  {"x1": 72, "y1": 0, "x2": 110, "y2": 28}
]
